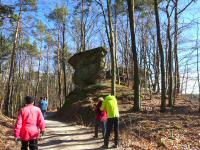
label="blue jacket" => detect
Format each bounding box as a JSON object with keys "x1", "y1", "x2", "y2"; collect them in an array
[{"x1": 40, "y1": 100, "x2": 48, "y2": 110}]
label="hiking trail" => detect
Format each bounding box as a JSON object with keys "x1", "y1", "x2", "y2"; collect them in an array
[{"x1": 38, "y1": 114, "x2": 121, "y2": 150}]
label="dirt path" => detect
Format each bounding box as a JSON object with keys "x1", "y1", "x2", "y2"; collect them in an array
[{"x1": 38, "y1": 116, "x2": 120, "y2": 150}]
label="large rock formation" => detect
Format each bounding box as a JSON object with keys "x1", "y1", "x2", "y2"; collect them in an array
[{"x1": 68, "y1": 47, "x2": 107, "y2": 87}]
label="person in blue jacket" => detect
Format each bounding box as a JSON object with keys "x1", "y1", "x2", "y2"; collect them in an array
[{"x1": 39, "y1": 97, "x2": 48, "y2": 118}]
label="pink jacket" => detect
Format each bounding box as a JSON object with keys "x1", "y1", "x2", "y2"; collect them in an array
[
  {"x1": 14, "y1": 104, "x2": 45, "y2": 141},
  {"x1": 95, "y1": 101, "x2": 107, "y2": 122}
]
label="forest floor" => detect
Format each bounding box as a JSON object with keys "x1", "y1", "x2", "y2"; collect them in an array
[
  {"x1": 57, "y1": 82, "x2": 200, "y2": 150},
  {"x1": 0, "y1": 112, "x2": 123, "y2": 150},
  {"x1": 0, "y1": 113, "x2": 18, "y2": 150},
  {"x1": 0, "y1": 96, "x2": 200, "y2": 150},
  {"x1": 1, "y1": 82, "x2": 200, "y2": 149},
  {"x1": 59, "y1": 96, "x2": 200, "y2": 150},
  {"x1": 119, "y1": 95, "x2": 200, "y2": 150}
]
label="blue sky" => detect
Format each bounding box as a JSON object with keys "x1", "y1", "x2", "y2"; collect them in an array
[
  {"x1": 1, "y1": 0, "x2": 200, "y2": 94},
  {"x1": 176, "y1": 1, "x2": 200, "y2": 94}
]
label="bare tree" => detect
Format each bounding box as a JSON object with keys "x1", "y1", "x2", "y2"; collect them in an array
[
  {"x1": 196, "y1": 22, "x2": 200, "y2": 112},
  {"x1": 127, "y1": 0, "x2": 141, "y2": 111},
  {"x1": 166, "y1": 0, "x2": 173, "y2": 107},
  {"x1": 57, "y1": 32, "x2": 63, "y2": 108},
  {"x1": 173, "y1": 0, "x2": 196, "y2": 100},
  {"x1": 107, "y1": 0, "x2": 116, "y2": 95},
  {"x1": 154, "y1": 0, "x2": 166, "y2": 112},
  {"x1": 96, "y1": 0, "x2": 116, "y2": 95},
  {"x1": 3, "y1": 1, "x2": 23, "y2": 116}
]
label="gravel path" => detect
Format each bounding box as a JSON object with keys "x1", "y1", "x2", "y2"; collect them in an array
[
  {"x1": 38, "y1": 119, "x2": 103, "y2": 150},
  {"x1": 38, "y1": 115, "x2": 121, "y2": 150}
]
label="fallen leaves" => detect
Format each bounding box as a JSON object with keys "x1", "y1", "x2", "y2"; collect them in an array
[
  {"x1": 0, "y1": 113, "x2": 20, "y2": 150},
  {"x1": 120, "y1": 96, "x2": 200, "y2": 150}
]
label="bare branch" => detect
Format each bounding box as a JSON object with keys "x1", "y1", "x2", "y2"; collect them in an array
[{"x1": 178, "y1": 0, "x2": 196, "y2": 15}]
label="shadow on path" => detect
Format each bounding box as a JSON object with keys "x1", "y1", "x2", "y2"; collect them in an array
[
  {"x1": 39, "y1": 112, "x2": 107, "y2": 150},
  {"x1": 39, "y1": 137, "x2": 101, "y2": 147}
]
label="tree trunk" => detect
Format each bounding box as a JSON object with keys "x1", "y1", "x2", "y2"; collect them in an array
[
  {"x1": 154, "y1": 0, "x2": 166, "y2": 112},
  {"x1": 46, "y1": 45, "x2": 49, "y2": 101},
  {"x1": 180, "y1": 61, "x2": 187, "y2": 94},
  {"x1": 35, "y1": 39, "x2": 42, "y2": 97},
  {"x1": 80, "y1": 0, "x2": 86, "y2": 52},
  {"x1": 173, "y1": 0, "x2": 180, "y2": 98},
  {"x1": 62, "y1": 22, "x2": 67, "y2": 102},
  {"x1": 57, "y1": 32, "x2": 62, "y2": 108},
  {"x1": 127, "y1": 0, "x2": 141, "y2": 111},
  {"x1": 165, "y1": 31, "x2": 169, "y2": 94},
  {"x1": 114, "y1": 7, "x2": 120, "y2": 85},
  {"x1": 125, "y1": 15, "x2": 130, "y2": 86},
  {"x1": 107, "y1": 0, "x2": 116, "y2": 95},
  {"x1": 96, "y1": 1, "x2": 116, "y2": 95},
  {"x1": 166, "y1": 3, "x2": 173, "y2": 107},
  {"x1": 185, "y1": 64, "x2": 188, "y2": 94},
  {"x1": 173, "y1": 0, "x2": 195, "y2": 98},
  {"x1": 3, "y1": 2, "x2": 23, "y2": 116},
  {"x1": 147, "y1": 42, "x2": 152, "y2": 100},
  {"x1": 196, "y1": 22, "x2": 200, "y2": 112},
  {"x1": 28, "y1": 57, "x2": 33, "y2": 95},
  {"x1": 152, "y1": 35, "x2": 160, "y2": 93},
  {"x1": 141, "y1": 17, "x2": 147, "y2": 92}
]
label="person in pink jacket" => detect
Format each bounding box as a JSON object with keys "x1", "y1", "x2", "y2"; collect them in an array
[
  {"x1": 14, "y1": 96, "x2": 45, "y2": 150},
  {"x1": 94, "y1": 97, "x2": 107, "y2": 138}
]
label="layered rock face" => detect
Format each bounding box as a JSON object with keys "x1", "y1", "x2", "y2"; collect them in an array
[{"x1": 68, "y1": 47, "x2": 107, "y2": 87}]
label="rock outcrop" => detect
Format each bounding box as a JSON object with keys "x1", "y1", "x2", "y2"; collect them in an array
[{"x1": 68, "y1": 47, "x2": 107, "y2": 87}]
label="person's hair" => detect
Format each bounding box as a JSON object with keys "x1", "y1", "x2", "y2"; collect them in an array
[
  {"x1": 98, "y1": 97, "x2": 104, "y2": 101},
  {"x1": 25, "y1": 96, "x2": 34, "y2": 104}
]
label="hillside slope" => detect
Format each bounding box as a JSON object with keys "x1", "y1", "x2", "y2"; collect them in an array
[
  {"x1": 0, "y1": 114, "x2": 19, "y2": 150},
  {"x1": 58, "y1": 81, "x2": 200, "y2": 149},
  {"x1": 58, "y1": 81, "x2": 133, "y2": 125}
]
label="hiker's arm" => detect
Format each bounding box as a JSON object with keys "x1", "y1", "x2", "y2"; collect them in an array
[
  {"x1": 14, "y1": 110, "x2": 22, "y2": 139},
  {"x1": 95, "y1": 105, "x2": 99, "y2": 113}
]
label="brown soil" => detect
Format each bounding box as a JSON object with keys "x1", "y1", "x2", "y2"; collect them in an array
[
  {"x1": 58, "y1": 82, "x2": 200, "y2": 150},
  {"x1": 1, "y1": 81, "x2": 200, "y2": 149},
  {"x1": 0, "y1": 113, "x2": 19, "y2": 150},
  {"x1": 120, "y1": 95, "x2": 200, "y2": 150}
]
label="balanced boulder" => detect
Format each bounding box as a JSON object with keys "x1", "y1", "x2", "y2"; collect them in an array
[{"x1": 68, "y1": 47, "x2": 107, "y2": 87}]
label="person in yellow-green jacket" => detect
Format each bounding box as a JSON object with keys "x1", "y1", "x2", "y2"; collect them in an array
[{"x1": 100, "y1": 95, "x2": 119, "y2": 149}]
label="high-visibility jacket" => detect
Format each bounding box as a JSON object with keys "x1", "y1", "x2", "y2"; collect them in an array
[
  {"x1": 100, "y1": 95, "x2": 119, "y2": 118},
  {"x1": 14, "y1": 104, "x2": 45, "y2": 141}
]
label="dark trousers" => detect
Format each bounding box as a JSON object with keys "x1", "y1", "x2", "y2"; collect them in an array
[
  {"x1": 21, "y1": 139, "x2": 38, "y2": 150},
  {"x1": 94, "y1": 120, "x2": 106, "y2": 137},
  {"x1": 104, "y1": 117, "x2": 119, "y2": 146}
]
